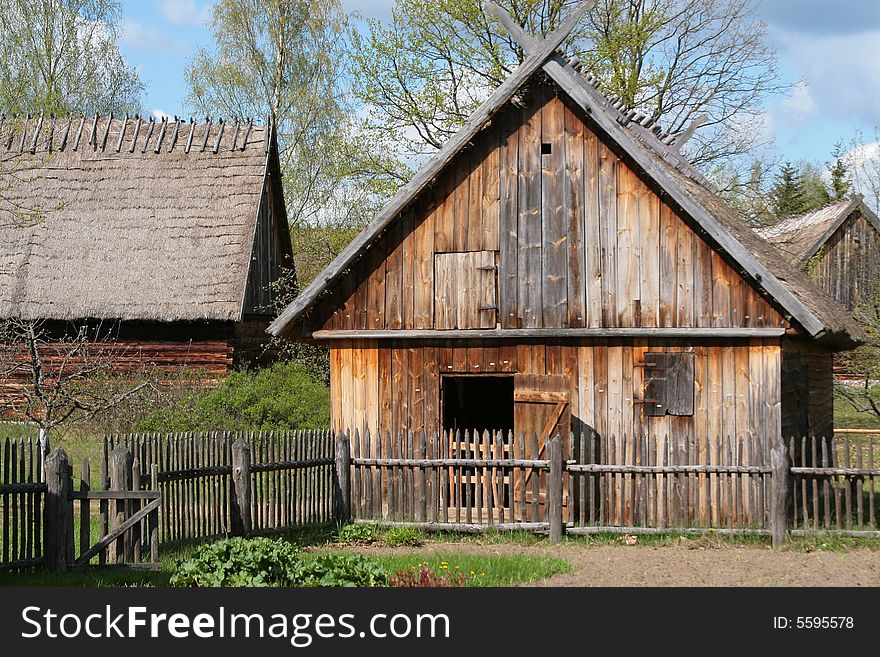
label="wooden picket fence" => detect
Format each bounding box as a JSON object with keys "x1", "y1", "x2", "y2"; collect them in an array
[
  {"x1": 340, "y1": 429, "x2": 880, "y2": 543},
  {"x1": 104, "y1": 431, "x2": 335, "y2": 544},
  {"x1": 4, "y1": 428, "x2": 880, "y2": 571},
  {"x1": 343, "y1": 428, "x2": 777, "y2": 533},
  {"x1": 0, "y1": 437, "x2": 43, "y2": 570},
  {"x1": 790, "y1": 434, "x2": 879, "y2": 532}
]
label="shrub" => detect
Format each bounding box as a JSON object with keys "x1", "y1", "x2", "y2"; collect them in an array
[
  {"x1": 301, "y1": 554, "x2": 388, "y2": 587},
  {"x1": 336, "y1": 523, "x2": 380, "y2": 545},
  {"x1": 389, "y1": 565, "x2": 471, "y2": 588},
  {"x1": 136, "y1": 361, "x2": 330, "y2": 432},
  {"x1": 382, "y1": 526, "x2": 425, "y2": 547},
  {"x1": 169, "y1": 537, "x2": 303, "y2": 587}
]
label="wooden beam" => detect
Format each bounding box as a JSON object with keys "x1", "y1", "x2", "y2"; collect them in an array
[
  {"x1": 311, "y1": 327, "x2": 786, "y2": 341},
  {"x1": 268, "y1": 1, "x2": 596, "y2": 337}
]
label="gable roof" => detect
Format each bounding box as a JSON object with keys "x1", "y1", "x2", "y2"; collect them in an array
[
  {"x1": 756, "y1": 196, "x2": 880, "y2": 263},
  {"x1": 269, "y1": 33, "x2": 863, "y2": 348},
  {"x1": 0, "y1": 115, "x2": 279, "y2": 323}
]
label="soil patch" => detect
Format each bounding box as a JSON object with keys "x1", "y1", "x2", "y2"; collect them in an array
[{"x1": 342, "y1": 540, "x2": 880, "y2": 587}]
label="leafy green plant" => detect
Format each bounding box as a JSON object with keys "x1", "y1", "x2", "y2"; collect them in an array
[
  {"x1": 169, "y1": 537, "x2": 304, "y2": 587},
  {"x1": 389, "y1": 565, "x2": 471, "y2": 588},
  {"x1": 301, "y1": 554, "x2": 388, "y2": 587},
  {"x1": 136, "y1": 361, "x2": 330, "y2": 432},
  {"x1": 336, "y1": 523, "x2": 380, "y2": 545},
  {"x1": 381, "y1": 526, "x2": 425, "y2": 547},
  {"x1": 170, "y1": 537, "x2": 388, "y2": 588}
]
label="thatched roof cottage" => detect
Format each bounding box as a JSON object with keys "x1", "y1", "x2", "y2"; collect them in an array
[
  {"x1": 757, "y1": 196, "x2": 880, "y2": 311},
  {"x1": 0, "y1": 114, "x2": 292, "y2": 377}
]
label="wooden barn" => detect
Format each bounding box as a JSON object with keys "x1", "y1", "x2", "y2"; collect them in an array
[
  {"x1": 270, "y1": 7, "x2": 863, "y2": 507},
  {"x1": 0, "y1": 114, "x2": 292, "y2": 382},
  {"x1": 757, "y1": 196, "x2": 880, "y2": 311}
]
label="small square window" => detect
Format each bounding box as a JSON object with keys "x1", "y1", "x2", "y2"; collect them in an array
[{"x1": 642, "y1": 352, "x2": 695, "y2": 416}]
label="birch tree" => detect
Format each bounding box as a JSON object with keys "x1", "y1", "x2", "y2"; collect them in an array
[{"x1": 0, "y1": 0, "x2": 143, "y2": 116}]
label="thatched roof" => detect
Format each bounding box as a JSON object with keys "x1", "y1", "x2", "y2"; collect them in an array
[
  {"x1": 0, "y1": 115, "x2": 275, "y2": 323},
  {"x1": 756, "y1": 196, "x2": 880, "y2": 263},
  {"x1": 269, "y1": 39, "x2": 864, "y2": 348}
]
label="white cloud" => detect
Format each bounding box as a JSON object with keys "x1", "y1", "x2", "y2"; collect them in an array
[
  {"x1": 119, "y1": 19, "x2": 186, "y2": 54},
  {"x1": 775, "y1": 27, "x2": 880, "y2": 125},
  {"x1": 152, "y1": 109, "x2": 171, "y2": 121},
  {"x1": 159, "y1": 0, "x2": 214, "y2": 28},
  {"x1": 779, "y1": 80, "x2": 816, "y2": 118}
]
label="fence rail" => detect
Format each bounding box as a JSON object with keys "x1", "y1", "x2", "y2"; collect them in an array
[{"x1": 0, "y1": 437, "x2": 44, "y2": 570}]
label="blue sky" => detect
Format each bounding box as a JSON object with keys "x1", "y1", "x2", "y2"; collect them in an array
[{"x1": 118, "y1": 0, "x2": 880, "y2": 165}]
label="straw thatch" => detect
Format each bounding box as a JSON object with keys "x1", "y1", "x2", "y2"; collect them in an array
[
  {"x1": 0, "y1": 115, "x2": 273, "y2": 323},
  {"x1": 756, "y1": 196, "x2": 880, "y2": 263}
]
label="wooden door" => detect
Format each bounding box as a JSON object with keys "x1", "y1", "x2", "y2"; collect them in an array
[
  {"x1": 434, "y1": 251, "x2": 498, "y2": 329},
  {"x1": 513, "y1": 373, "x2": 570, "y2": 516}
]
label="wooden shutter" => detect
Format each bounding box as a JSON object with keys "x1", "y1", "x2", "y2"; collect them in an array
[
  {"x1": 642, "y1": 352, "x2": 695, "y2": 416},
  {"x1": 434, "y1": 251, "x2": 497, "y2": 329}
]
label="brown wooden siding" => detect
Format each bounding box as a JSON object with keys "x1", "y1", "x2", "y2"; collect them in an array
[
  {"x1": 809, "y1": 211, "x2": 880, "y2": 311},
  {"x1": 781, "y1": 338, "x2": 833, "y2": 440},
  {"x1": 243, "y1": 184, "x2": 280, "y2": 315},
  {"x1": 309, "y1": 83, "x2": 786, "y2": 334},
  {"x1": 330, "y1": 339, "x2": 782, "y2": 469}
]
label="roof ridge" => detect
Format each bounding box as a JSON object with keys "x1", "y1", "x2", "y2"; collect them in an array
[
  {"x1": 559, "y1": 53, "x2": 671, "y2": 137},
  {"x1": 0, "y1": 113, "x2": 269, "y2": 156},
  {"x1": 556, "y1": 52, "x2": 716, "y2": 191}
]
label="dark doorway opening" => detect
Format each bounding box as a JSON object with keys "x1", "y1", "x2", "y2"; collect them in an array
[
  {"x1": 441, "y1": 375, "x2": 514, "y2": 510},
  {"x1": 441, "y1": 375, "x2": 514, "y2": 435}
]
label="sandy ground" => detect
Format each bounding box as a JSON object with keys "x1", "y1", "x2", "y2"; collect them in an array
[{"x1": 350, "y1": 539, "x2": 880, "y2": 587}]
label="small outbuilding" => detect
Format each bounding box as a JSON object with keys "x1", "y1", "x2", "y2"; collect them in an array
[
  {"x1": 270, "y1": 6, "x2": 863, "y2": 523},
  {"x1": 757, "y1": 196, "x2": 880, "y2": 311},
  {"x1": 0, "y1": 114, "x2": 292, "y2": 380}
]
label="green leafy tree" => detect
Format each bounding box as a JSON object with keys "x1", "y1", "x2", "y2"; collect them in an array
[
  {"x1": 350, "y1": 0, "x2": 787, "y2": 170},
  {"x1": 835, "y1": 282, "x2": 880, "y2": 420},
  {"x1": 0, "y1": 0, "x2": 143, "y2": 116}
]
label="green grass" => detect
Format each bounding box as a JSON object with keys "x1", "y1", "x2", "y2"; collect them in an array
[
  {"x1": 303, "y1": 550, "x2": 571, "y2": 587},
  {"x1": 833, "y1": 394, "x2": 880, "y2": 430}
]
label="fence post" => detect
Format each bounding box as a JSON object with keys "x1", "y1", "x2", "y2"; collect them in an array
[
  {"x1": 770, "y1": 436, "x2": 789, "y2": 548},
  {"x1": 44, "y1": 448, "x2": 72, "y2": 572},
  {"x1": 548, "y1": 433, "x2": 564, "y2": 543},
  {"x1": 230, "y1": 438, "x2": 252, "y2": 537},
  {"x1": 149, "y1": 464, "x2": 159, "y2": 564},
  {"x1": 109, "y1": 445, "x2": 132, "y2": 564},
  {"x1": 334, "y1": 432, "x2": 352, "y2": 524}
]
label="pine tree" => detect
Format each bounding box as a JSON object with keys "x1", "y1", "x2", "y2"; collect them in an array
[
  {"x1": 771, "y1": 162, "x2": 803, "y2": 217},
  {"x1": 797, "y1": 162, "x2": 831, "y2": 212},
  {"x1": 828, "y1": 141, "x2": 852, "y2": 201}
]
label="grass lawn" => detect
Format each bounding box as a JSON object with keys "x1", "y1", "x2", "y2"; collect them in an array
[
  {"x1": 833, "y1": 393, "x2": 880, "y2": 430},
  {"x1": 0, "y1": 525, "x2": 571, "y2": 587}
]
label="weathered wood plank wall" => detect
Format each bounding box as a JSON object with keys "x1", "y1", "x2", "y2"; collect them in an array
[
  {"x1": 809, "y1": 210, "x2": 880, "y2": 311},
  {"x1": 307, "y1": 82, "x2": 787, "y2": 334},
  {"x1": 330, "y1": 338, "x2": 782, "y2": 507}
]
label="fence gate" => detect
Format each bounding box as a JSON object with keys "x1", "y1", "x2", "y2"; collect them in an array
[{"x1": 44, "y1": 446, "x2": 161, "y2": 571}]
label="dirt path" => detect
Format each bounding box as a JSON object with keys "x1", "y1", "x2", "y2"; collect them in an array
[{"x1": 350, "y1": 540, "x2": 880, "y2": 587}]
